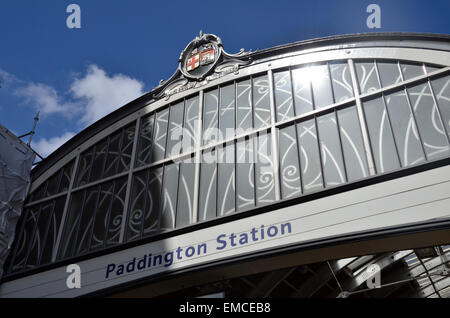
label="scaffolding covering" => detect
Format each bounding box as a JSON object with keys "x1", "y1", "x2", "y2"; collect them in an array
[{"x1": 0, "y1": 123, "x2": 35, "y2": 279}]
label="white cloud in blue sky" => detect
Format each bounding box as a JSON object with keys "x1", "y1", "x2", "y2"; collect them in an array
[{"x1": 7, "y1": 64, "x2": 145, "y2": 157}]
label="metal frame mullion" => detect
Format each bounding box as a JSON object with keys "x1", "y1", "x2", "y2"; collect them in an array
[
  {"x1": 52, "y1": 154, "x2": 80, "y2": 262},
  {"x1": 327, "y1": 62, "x2": 349, "y2": 183},
  {"x1": 373, "y1": 60, "x2": 403, "y2": 168},
  {"x1": 85, "y1": 183, "x2": 102, "y2": 252},
  {"x1": 192, "y1": 90, "x2": 204, "y2": 223},
  {"x1": 22, "y1": 204, "x2": 42, "y2": 269},
  {"x1": 250, "y1": 75, "x2": 258, "y2": 207},
  {"x1": 348, "y1": 59, "x2": 377, "y2": 176},
  {"x1": 397, "y1": 61, "x2": 428, "y2": 162},
  {"x1": 102, "y1": 180, "x2": 117, "y2": 248},
  {"x1": 308, "y1": 78, "x2": 326, "y2": 189},
  {"x1": 234, "y1": 80, "x2": 238, "y2": 213},
  {"x1": 118, "y1": 119, "x2": 140, "y2": 243},
  {"x1": 288, "y1": 67, "x2": 304, "y2": 195},
  {"x1": 36, "y1": 199, "x2": 57, "y2": 265},
  {"x1": 174, "y1": 98, "x2": 187, "y2": 228},
  {"x1": 268, "y1": 69, "x2": 281, "y2": 201},
  {"x1": 138, "y1": 169, "x2": 150, "y2": 238},
  {"x1": 426, "y1": 79, "x2": 450, "y2": 146}
]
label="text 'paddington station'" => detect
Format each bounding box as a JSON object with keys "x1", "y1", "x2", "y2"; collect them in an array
[{"x1": 105, "y1": 222, "x2": 292, "y2": 278}]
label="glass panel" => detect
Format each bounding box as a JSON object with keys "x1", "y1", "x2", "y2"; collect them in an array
[
  {"x1": 218, "y1": 143, "x2": 235, "y2": 216},
  {"x1": 199, "y1": 149, "x2": 217, "y2": 221},
  {"x1": 253, "y1": 74, "x2": 271, "y2": 129},
  {"x1": 90, "y1": 139, "x2": 108, "y2": 182},
  {"x1": 176, "y1": 161, "x2": 196, "y2": 227},
  {"x1": 76, "y1": 147, "x2": 94, "y2": 186},
  {"x1": 203, "y1": 89, "x2": 219, "y2": 146},
  {"x1": 330, "y1": 62, "x2": 354, "y2": 103},
  {"x1": 292, "y1": 67, "x2": 314, "y2": 116},
  {"x1": 10, "y1": 206, "x2": 39, "y2": 272},
  {"x1": 106, "y1": 178, "x2": 127, "y2": 246},
  {"x1": 153, "y1": 108, "x2": 169, "y2": 162},
  {"x1": 90, "y1": 181, "x2": 113, "y2": 251},
  {"x1": 274, "y1": 70, "x2": 294, "y2": 122},
  {"x1": 75, "y1": 186, "x2": 100, "y2": 256},
  {"x1": 119, "y1": 124, "x2": 135, "y2": 171},
  {"x1": 45, "y1": 171, "x2": 61, "y2": 197},
  {"x1": 237, "y1": 79, "x2": 253, "y2": 131},
  {"x1": 297, "y1": 119, "x2": 323, "y2": 192},
  {"x1": 126, "y1": 170, "x2": 147, "y2": 242},
  {"x1": 236, "y1": 137, "x2": 255, "y2": 210},
  {"x1": 103, "y1": 129, "x2": 123, "y2": 178},
  {"x1": 166, "y1": 101, "x2": 184, "y2": 158},
  {"x1": 337, "y1": 106, "x2": 369, "y2": 181},
  {"x1": 377, "y1": 61, "x2": 402, "y2": 88},
  {"x1": 58, "y1": 191, "x2": 83, "y2": 259},
  {"x1": 255, "y1": 131, "x2": 276, "y2": 205},
  {"x1": 310, "y1": 64, "x2": 333, "y2": 108},
  {"x1": 355, "y1": 61, "x2": 381, "y2": 94},
  {"x1": 400, "y1": 62, "x2": 425, "y2": 80},
  {"x1": 160, "y1": 163, "x2": 179, "y2": 230},
  {"x1": 384, "y1": 90, "x2": 425, "y2": 166},
  {"x1": 59, "y1": 161, "x2": 74, "y2": 193},
  {"x1": 183, "y1": 95, "x2": 200, "y2": 153},
  {"x1": 279, "y1": 125, "x2": 301, "y2": 199},
  {"x1": 219, "y1": 83, "x2": 235, "y2": 141},
  {"x1": 136, "y1": 114, "x2": 155, "y2": 167},
  {"x1": 408, "y1": 83, "x2": 450, "y2": 160},
  {"x1": 363, "y1": 97, "x2": 400, "y2": 173},
  {"x1": 431, "y1": 76, "x2": 450, "y2": 139},
  {"x1": 40, "y1": 197, "x2": 65, "y2": 265},
  {"x1": 142, "y1": 167, "x2": 162, "y2": 238},
  {"x1": 25, "y1": 203, "x2": 50, "y2": 268},
  {"x1": 317, "y1": 112, "x2": 346, "y2": 186}
]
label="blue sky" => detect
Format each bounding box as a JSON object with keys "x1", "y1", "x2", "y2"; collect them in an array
[{"x1": 0, "y1": 0, "x2": 449, "y2": 158}]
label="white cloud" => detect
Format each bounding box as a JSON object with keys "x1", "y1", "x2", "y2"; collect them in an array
[
  {"x1": 15, "y1": 83, "x2": 80, "y2": 117},
  {"x1": 33, "y1": 132, "x2": 76, "y2": 157},
  {"x1": 71, "y1": 65, "x2": 144, "y2": 125}
]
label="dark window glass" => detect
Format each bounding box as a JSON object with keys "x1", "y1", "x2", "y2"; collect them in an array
[
  {"x1": 255, "y1": 130, "x2": 276, "y2": 205},
  {"x1": 199, "y1": 149, "x2": 217, "y2": 221},
  {"x1": 136, "y1": 114, "x2": 155, "y2": 167},
  {"x1": 167, "y1": 101, "x2": 184, "y2": 158},
  {"x1": 40, "y1": 197, "x2": 65, "y2": 265},
  {"x1": 219, "y1": 83, "x2": 235, "y2": 141},
  {"x1": 218, "y1": 143, "x2": 235, "y2": 216},
  {"x1": 236, "y1": 137, "x2": 255, "y2": 210},
  {"x1": 153, "y1": 108, "x2": 169, "y2": 162},
  {"x1": 183, "y1": 95, "x2": 200, "y2": 153},
  {"x1": 176, "y1": 161, "x2": 196, "y2": 227},
  {"x1": 142, "y1": 167, "x2": 162, "y2": 238},
  {"x1": 203, "y1": 89, "x2": 219, "y2": 146},
  {"x1": 103, "y1": 130, "x2": 123, "y2": 178},
  {"x1": 160, "y1": 163, "x2": 179, "y2": 230}
]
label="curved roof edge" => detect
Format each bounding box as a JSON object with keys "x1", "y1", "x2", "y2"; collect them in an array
[{"x1": 31, "y1": 32, "x2": 450, "y2": 180}]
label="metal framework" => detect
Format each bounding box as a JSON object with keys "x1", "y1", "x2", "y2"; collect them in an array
[{"x1": 5, "y1": 34, "x2": 450, "y2": 284}]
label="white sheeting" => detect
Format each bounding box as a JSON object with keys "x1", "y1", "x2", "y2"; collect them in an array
[{"x1": 0, "y1": 124, "x2": 35, "y2": 279}]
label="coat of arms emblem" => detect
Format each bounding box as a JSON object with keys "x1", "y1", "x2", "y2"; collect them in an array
[{"x1": 186, "y1": 44, "x2": 216, "y2": 72}]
